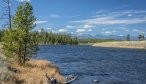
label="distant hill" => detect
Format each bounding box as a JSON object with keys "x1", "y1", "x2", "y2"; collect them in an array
[{"x1": 74, "y1": 34, "x2": 144, "y2": 41}]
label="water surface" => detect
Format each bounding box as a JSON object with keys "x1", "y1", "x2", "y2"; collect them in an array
[{"x1": 37, "y1": 45, "x2": 146, "y2": 84}]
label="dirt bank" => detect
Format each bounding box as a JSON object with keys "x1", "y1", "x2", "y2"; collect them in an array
[{"x1": 92, "y1": 41, "x2": 146, "y2": 49}]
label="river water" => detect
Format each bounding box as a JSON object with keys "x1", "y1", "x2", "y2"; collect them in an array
[{"x1": 37, "y1": 45, "x2": 146, "y2": 84}]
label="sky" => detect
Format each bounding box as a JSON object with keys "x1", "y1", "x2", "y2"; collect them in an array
[{"x1": 0, "y1": 0, "x2": 146, "y2": 36}]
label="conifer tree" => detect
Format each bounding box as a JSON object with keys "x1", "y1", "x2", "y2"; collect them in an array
[
  {"x1": 126, "y1": 34, "x2": 130, "y2": 41},
  {"x1": 138, "y1": 34, "x2": 144, "y2": 41},
  {"x1": 2, "y1": 2, "x2": 37, "y2": 64}
]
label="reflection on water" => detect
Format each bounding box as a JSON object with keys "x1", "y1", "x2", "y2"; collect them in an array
[{"x1": 37, "y1": 45, "x2": 146, "y2": 84}]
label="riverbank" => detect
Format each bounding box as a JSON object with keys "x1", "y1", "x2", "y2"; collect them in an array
[
  {"x1": 10, "y1": 60, "x2": 65, "y2": 84},
  {"x1": 0, "y1": 59, "x2": 65, "y2": 84},
  {"x1": 92, "y1": 41, "x2": 146, "y2": 49},
  {"x1": 0, "y1": 44, "x2": 65, "y2": 84}
]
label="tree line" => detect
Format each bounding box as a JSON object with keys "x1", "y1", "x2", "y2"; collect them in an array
[
  {"x1": 0, "y1": 29, "x2": 79, "y2": 45},
  {"x1": 34, "y1": 28, "x2": 78, "y2": 45},
  {"x1": 126, "y1": 34, "x2": 145, "y2": 41}
]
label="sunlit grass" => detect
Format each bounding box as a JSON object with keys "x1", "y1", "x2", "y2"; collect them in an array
[{"x1": 9, "y1": 60, "x2": 65, "y2": 84}]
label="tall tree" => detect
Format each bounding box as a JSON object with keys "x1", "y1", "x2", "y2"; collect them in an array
[
  {"x1": 138, "y1": 34, "x2": 144, "y2": 41},
  {"x1": 2, "y1": 2, "x2": 37, "y2": 64}
]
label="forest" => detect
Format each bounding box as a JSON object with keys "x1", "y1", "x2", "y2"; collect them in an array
[{"x1": 0, "y1": 29, "x2": 79, "y2": 45}]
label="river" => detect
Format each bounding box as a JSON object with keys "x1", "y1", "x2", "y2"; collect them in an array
[{"x1": 37, "y1": 45, "x2": 146, "y2": 84}]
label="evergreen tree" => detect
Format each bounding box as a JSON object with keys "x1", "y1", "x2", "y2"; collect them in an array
[
  {"x1": 142, "y1": 35, "x2": 144, "y2": 40},
  {"x1": 0, "y1": 29, "x2": 5, "y2": 41},
  {"x1": 2, "y1": 29, "x2": 16, "y2": 59},
  {"x1": 126, "y1": 34, "x2": 130, "y2": 41},
  {"x1": 138, "y1": 34, "x2": 145, "y2": 41},
  {"x1": 2, "y1": 2, "x2": 37, "y2": 64}
]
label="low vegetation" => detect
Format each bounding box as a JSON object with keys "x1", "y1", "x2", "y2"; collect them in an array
[
  {"x1": 0, "y1": 56, "x2": 65, "y2": 84},
  {"x1": 79, "y1": 38, "x2": 119, "y2": 43},
  {"x1": 92, "y1": 41, "x2": 146, "y2": 49},
  {"x1": 0, "y1": 56, "x2": 16, "y2": 84},
  {"x1": 8, "y1": 60, "x2": 65, "y2": 84}
]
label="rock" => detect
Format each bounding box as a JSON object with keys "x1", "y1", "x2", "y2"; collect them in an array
[{"x1": 93, "y1": 79, "x2": 100, "y2": 82}]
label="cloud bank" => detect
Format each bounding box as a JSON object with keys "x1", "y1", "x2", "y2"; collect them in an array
[{"x1": 71, "y1": 10, "x2": 146, "y2": 25}]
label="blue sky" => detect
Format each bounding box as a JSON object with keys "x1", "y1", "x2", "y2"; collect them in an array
[{"x1": 0, "y1": 0, "x2": 146, "y2": 36}]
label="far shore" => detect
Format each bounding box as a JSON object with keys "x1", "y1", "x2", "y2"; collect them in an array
[{"x1": 92, "y1": 41, "x2": 146, "y2": 49}]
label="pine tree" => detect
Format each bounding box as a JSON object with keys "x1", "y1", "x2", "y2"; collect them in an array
[
  {"x1": 138, "y1": 34, "x2": 145, "y2": 41},
  {"x1": 126, "y1": 34, "x2": 130, "y2": 41},
  {"x1": 142, "y1": 35, "x2": 144, "y2": 40},
  {"x1": 2, "y1": 29, "x2": 16, "y2": 59},
  {"x1": 2, "y1": 2, "x2": 37, "y2": 64}
]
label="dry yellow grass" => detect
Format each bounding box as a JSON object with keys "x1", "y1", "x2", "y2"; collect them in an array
[
  {"x1": 9, "y1": 60, "x2": 65, "y2": 84},
  {"x1": 0, "y1": 43, "x2": 65, "y2": 84},
  {"x1": 92, "y1": 41, "x2": 146, "y2": 49}
]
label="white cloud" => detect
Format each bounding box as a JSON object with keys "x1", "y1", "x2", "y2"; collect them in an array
[
  {"x1": 101, "y1": 30, "x2": 117, "y2": 34},
  {"x1": 66, "y1": 24, "x2": 95, "y2": 29},
  {"x1": 102, "y1": 31, "x2": 112, "y2": 34},
  {"x1": 66, "y1": 25, "x2": 75, "y2": 28},
  {"x1": 72, "y1": 17, "x2": 146, "y2": 25},
  {"x1": 76, "y1": 29, "x2": 92, "y2": 33},
  {"x1": 96, "y1": 10, "x2": 146, "y2": 18},
  {"x1": 52, "y1": 30, "x2": 58, "y2": 33},
  {"x1": 38, "y1": 29, "x2": 41, "y2": 33},
  {"x1": 83, "y1": 24, "x2": 95, "y2": 28},
  {"x1": 128, "y1": 14, "x2": 132, "y2": 17},
  {"x1": 76, "y1": 29, "x2": 86, "y2": 33},
  {"x1": 17, "y1": 0, "x2": 30, "y2": 2},
  {"x1": 58, "y1": 29, "x2": 68, "y2": 32},
  {"x1": 133, "y1": 29, "x2": 140, "y2": 32},
  {"x1": 34, "y1": 21, "x2": 48, "y2": 24},
  {"x1": 132, "y1": 29, "x2": 144, "y2": 34},
  {"x1": 71, "y1": 10, "x2": 146, "y2": 25},
  {"x1": 49, "y1": 14, "x2": 61, "y2": 18},
  {"x1": 119, "y1": 35, "x2": 124, "y2": 36},
  {"x1": 88, "y1": 29, "x2": 93, "y2": 32}
]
